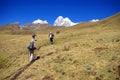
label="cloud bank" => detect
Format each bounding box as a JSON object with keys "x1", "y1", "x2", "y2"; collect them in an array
[
  {"x1": 90, "y1": 19, "x2": 99, "y2": 22},
  {"x1": 32, "y1": 19, "x2": 48, "y2": 24}
]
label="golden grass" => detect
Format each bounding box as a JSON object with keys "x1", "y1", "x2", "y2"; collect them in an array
[{"x1": 0, "y1": 13, "x2": 120, "y2": 80}]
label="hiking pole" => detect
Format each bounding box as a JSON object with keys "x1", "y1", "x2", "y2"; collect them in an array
[
  {"x1": 28, "y1": 50, "x2": 30, "y2": 62},
  {"x1": 37, "y1": 46, "x2": 41, "y2": 50}
]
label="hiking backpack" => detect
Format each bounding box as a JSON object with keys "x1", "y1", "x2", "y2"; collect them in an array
[
  {"x1": 28, "y1": 42, "x2": 34, "y2": 50},
  {"x1": 49, "y1": 33, "x2": 54, "y2": 38}
]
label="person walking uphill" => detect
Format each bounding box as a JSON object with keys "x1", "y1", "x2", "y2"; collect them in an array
[
  {"x1": 32, "y1": 32, "x2": 36, "y2": 39},
  {"x1": 49, "y1": 32, "x2": 54, "y2": 45},
  {"x1": 27, "y1": 39, "x2": 36, "y2": 62}
]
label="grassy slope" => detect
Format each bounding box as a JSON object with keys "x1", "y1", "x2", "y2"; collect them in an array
[{"x1": 0, "y1": 12, "x2": 120, "y2": 80}]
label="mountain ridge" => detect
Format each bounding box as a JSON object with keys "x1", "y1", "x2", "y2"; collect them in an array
[{"x1": 0, "y1": 12, "x2": 120, "y2": 30}]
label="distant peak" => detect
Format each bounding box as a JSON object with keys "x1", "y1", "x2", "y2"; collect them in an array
[
  {"x1": 54, "y1": 16, "x2": 78, "y2": 27},
  {"x1": 58, "y1": 16, "x2": 63, "y2": 19}
]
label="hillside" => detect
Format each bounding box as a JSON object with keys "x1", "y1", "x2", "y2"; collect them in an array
[
  {"x1": 73, "y1": 12, "x2": 120, "y2": 29},
  {"x1": 0, "y1": 12, "x2": 120, "y2": 80},
  {"x1": 0, "y1": 23, "x2": 20, "y2": 31}
]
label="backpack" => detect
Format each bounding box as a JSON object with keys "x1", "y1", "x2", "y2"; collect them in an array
[
  {"x1": 28, "y1": 42, "x2": 34, "y2": 50},
  {"x1": 50, "y1": 33, "x2": 54, "y2": 38}
]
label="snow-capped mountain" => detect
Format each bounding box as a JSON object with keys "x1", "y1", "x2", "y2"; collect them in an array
[
  {"x1": 54, "y1": 16, "x2": 78, "y2": 27},
  {"x1": 32, "y1": 19, "x2": 48, "y2": 24}
]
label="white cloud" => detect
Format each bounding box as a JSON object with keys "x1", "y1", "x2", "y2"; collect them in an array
[
  {"x1": 32, "y1": 19, "x2": 48, "y2": 24},
  {"x1": 90, "y1": 19, "x2": 99, "y2": 22}
]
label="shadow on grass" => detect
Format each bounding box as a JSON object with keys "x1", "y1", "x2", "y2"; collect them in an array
[
  {"x1": 4, "y1": 52, "x2": 54, "y2": 80},
  {"x1": 4, "y1": 56, "x2": 40, "y2": 80},
  {"x1": 41, "y1": 52, "x2": 54, "y2": 58}
]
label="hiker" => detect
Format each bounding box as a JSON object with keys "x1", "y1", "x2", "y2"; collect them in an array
[
  {"x1": 32, "y1": 32, "x2": 36, "y2": 39},
  {"x1": 27, "y1": 39, "x2": 36, "y2": 62},
  {"x1": 49, "y1": 32, "x2": 54, "y2": 44}
]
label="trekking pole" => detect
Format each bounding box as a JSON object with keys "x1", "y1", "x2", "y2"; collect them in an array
[
  {"x1": 37, "y1": 46, "x2": 41, "y2": 50},
  {"x1": 28, "y1": 50, "x2": 29, "y2": 62}
]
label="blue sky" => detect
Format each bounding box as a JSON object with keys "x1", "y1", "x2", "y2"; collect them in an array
[{"x1": 0, "y1": 0, "x2": 120, "y2": 26}]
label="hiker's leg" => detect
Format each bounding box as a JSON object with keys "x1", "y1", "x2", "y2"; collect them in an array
[
  {"x1": 51, "y1": 38, "x2": 53, "y2": 44},
  {"x1": 50, "y1": 38, "x2": 52, "y2": 44},
  {"x1": 32, "y1": 36, "x2": 35, "y2": 39},
  {"x1": 33, "y1": 50, "x2": 35, "y2": 59},
  {"x1": 29, "y1": 50, "x2": 33, "y2": 62},
  {"x1": 50, "y1": 38, "x2": 53, "y2": 44},
  {"x1": 31, "y1": 50, "x2": 35, "y2": 62},
  {"x1": 30, "y1": 51, "x2": 32, "y2": 62},
  {"x1": 31, "y1": 53, "x2": 33, "y2": 61},
  {"x1": 29, "y1": 50, "x2": 31, "y2": 62}
]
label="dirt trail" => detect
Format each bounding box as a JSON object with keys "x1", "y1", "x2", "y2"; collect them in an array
[
  {"x1": 4, "y1": 58, "x2": 38, "y2": 80},
  {"x1": 4, "y1": 52, "x2": 54, "y2": 80}
]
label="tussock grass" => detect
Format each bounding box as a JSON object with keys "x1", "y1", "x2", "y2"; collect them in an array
[{"x1": 0, "y1": 13, "x2": 120, "y2": 80}]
